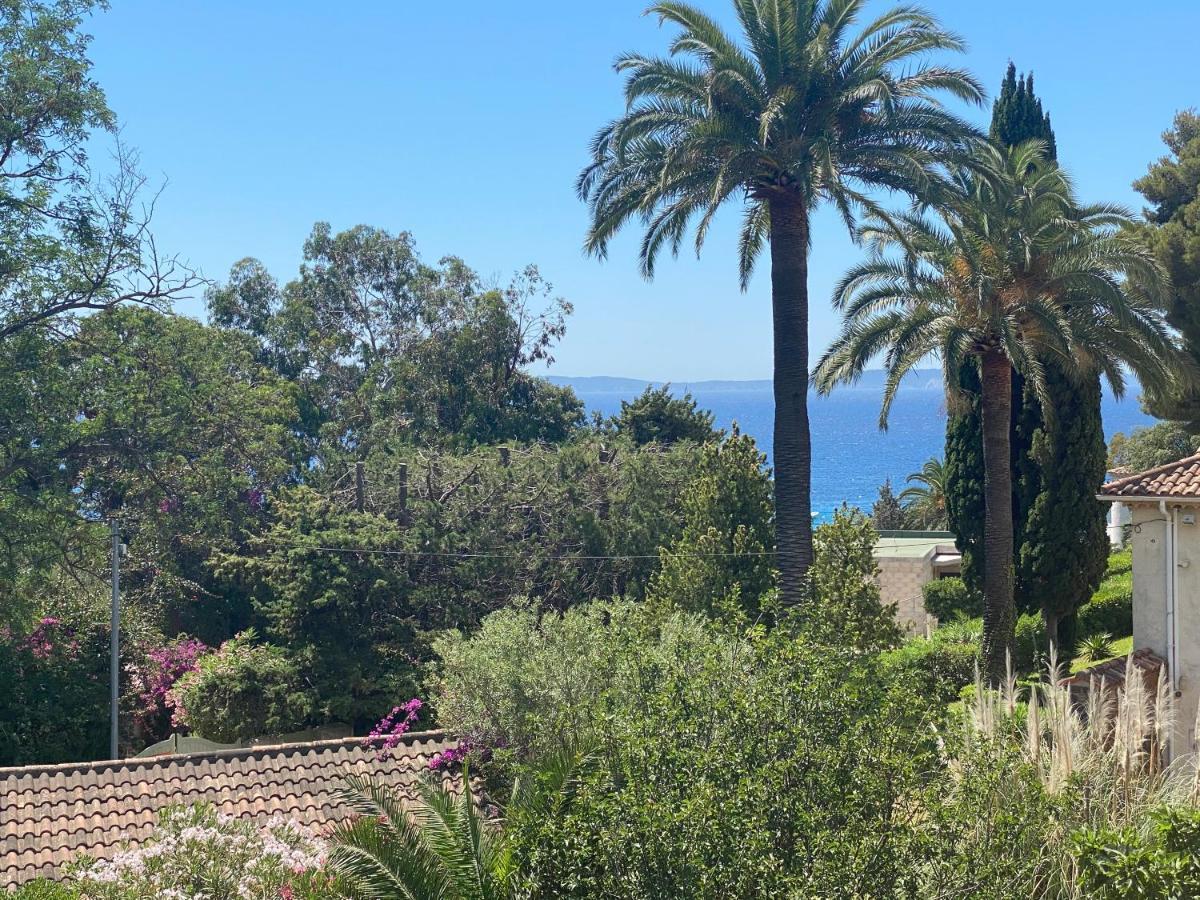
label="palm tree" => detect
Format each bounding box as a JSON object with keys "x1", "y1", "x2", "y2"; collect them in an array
[
  {"x1": 579, "y1": 0, "x2": 982, "y2": 603},
  {"x1": 899, "y1": 457, "x2": 948, "y2": 529},
  {"x1": 814, "y1": 140, "x2": 1173, "y2": 681},
  {"x1": 326, "y1": 745, "x2": 596, "y2": 899},
  {"x1": 327, "y1": 771, "x2": 513, "y2": 900}
]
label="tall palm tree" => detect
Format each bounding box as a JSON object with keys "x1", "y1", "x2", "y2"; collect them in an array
[
  {"x1": 814, "y1": 140, "x2": 1173, "y2": 680},
  {"x1": 579, "y1": 0, "x2": 982, "y2": 603},
  {"x1": 899, "y1": 457, "x2": 948, "y2": 529}
]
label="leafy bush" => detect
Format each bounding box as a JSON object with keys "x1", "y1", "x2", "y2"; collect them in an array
[
  {"x1": 1078, "y1": 554, "x2": 1133, "y2": 638},
  {"x1": 0, "y1": 614, "x2": 111, "y2": 765},
  {"x1": 68, "y1": 804, "x2": 335, "y2": 899},
  {"x1": 170, "y1": 632, "x2": 314, "y2": 743},
  {"x1": 430, "y1": 601, "x2": 710, "y2": 770},
  {"x1": 608, "y1": 384, "x2": 721, "y2": 446},
  {"x1": 922, "y1": 577, "x2": 982, "y2": 621},
  {"x1": 648, "y1": 431, "x2": 775, "y2": 620},
  {"x1": 507, "y1": 627, "x2": 940, "y2": 898},
  {"x1": 913, "y1": 739, "x2": 1063, "y2": 897},
  {"x1": 8, "y1": 881, "x2": 78, "y2": 900},
  {"x1": 1014, "y1": 612, "x2": 1048, "y2": 673},
  {"x1": 1073, "y1": 806, "x2": 1200, "y2": 898},
  {"x1": 802, "y1": 507, "x2": 902, "y2": 652},
  {"x1": 126, "y1": 636, "x2": 207, "y2": 744},
  {"x1": 879, "y1": 632, "x2": 979, "y2": 704}
]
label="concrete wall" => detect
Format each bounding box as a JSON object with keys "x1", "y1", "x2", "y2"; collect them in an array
[
  {"x1": 1129, "y1": 503, "x2": 1200, "y2": 756},
  {"x1": 876, "y1": 556, "x2": 933, "y2": 634}
]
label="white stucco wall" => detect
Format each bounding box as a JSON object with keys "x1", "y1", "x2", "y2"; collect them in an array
[{"x1": 1129, "y1": 503, "x2": 1200, "y2": 756}]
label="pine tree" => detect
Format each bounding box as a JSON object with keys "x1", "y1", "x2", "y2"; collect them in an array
[
  {"x1": 944, "y1": 63, "x2": 1106, "y2": 651},
  {"x1": 1133, "y1": 111, "x2": 1200, "y2": 427},
  {"x1": 871, "y1": 480, "x2": 908, "y2": 531}
]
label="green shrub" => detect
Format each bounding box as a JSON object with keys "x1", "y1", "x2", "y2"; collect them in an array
[
  {"x1": 1078, "y1": 632, "x2": 1117, "y2": 663},
  {"x1": 803, "y1": 508, "x2": 903, "y2": 652},
  {"x1": 1073, "y1": 806, "x2": 1200, "y2": 898},
  {"x1": 1078, "y1": 580, "x2": 1133, "y2": 638},
  {"x1": 922, "y1": 577, "x2": 982, "y2": 621},
  {"x1": 170, "y1": 632, "x2": 314, "y2": 743},
  {"x1": 0, "y1": 613, "x2": 111, "y2": 766},
  {"x1": 508, "y1": 629, "x2": 941, "y2": 898},
  {"x1": 430, "y1": 601, "x2": 713, "y2": 768},
  {"x1": 1014, "y1": 612, "x2": 1048, "y2": 674},
  {"x1": 879, "y1": 633, "x2": 978, "y2": 704},
  {"x1": 9, "y1": 881, "x2": 79, "y2": 900}
]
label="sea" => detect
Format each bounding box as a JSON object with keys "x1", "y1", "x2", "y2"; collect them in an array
[{"x1": 551, "y1": 372, "x2": 1158, "y2": 523}]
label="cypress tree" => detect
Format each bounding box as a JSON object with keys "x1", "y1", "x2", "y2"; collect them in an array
[{"x1": 944, "y1": 64, "x2": 1106, "y2": 652}]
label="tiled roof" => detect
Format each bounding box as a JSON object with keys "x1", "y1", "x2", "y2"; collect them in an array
[
  {"x1": 1100, "y1": 452, "x2": 1200, "y2": 499},
  {"x1": 1, "y1": 730, "x2": 450, "y2": 886},
  {"x1": 1065, "y1": 648, "x2": 1166, "y2": 689}
]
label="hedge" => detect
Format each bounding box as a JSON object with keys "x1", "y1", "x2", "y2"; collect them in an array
[
  {"x1": 880, "y1": 636, "x2": 978, "y2": 704},
  {"x1": 922, "y1": 577, "x2": 982, "y2": 622}
]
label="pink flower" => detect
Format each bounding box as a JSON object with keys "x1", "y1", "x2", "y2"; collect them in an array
[{"x1": 364, "y1": 698, "x2": 423, "y2": 760}]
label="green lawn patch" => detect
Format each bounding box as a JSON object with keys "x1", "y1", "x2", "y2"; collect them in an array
[{"x1": 1070, "y1": 635, "x2": 1133, "y2": 674}]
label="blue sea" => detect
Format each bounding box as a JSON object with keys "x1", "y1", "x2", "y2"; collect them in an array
[{"x1": 558, "y1": 374, "x2": 1157, "y2": 522}]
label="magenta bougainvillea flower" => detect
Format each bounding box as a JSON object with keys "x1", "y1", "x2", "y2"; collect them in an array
[
  {"x1": 364, "y1": 698, "x2": 423, "y2": 760},
  {"x1": 128, "y1": 637, "x2": 208, "y2": 738},
  {"x1": 19, "y1": 617, "x2": 78, "y2": 660}
]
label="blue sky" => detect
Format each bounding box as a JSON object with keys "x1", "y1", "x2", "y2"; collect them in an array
[{"x1": 86, "y1": 1, "x2": 1198, "y2": 381}]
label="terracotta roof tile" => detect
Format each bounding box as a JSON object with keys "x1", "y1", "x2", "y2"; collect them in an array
[
  {"x1": 1065, "y1": 648, "x2": 1166, "y2": 689},
  {"x1": 1101, "y1": 452, "x2": 1200, "y2": 499},
  {"x1": 0, "y1": 730, "x2": 451, "y2": 886}
]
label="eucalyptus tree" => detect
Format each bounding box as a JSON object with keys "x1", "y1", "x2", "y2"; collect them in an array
[
  {"x1": 814, "y1": 141, "x2": 1174, "y2": 680},
  {"x1": 578, "y1": 0, "x2": 982, "y2": 602},
  {"x1": 0, "y1": 0, "x2": 199, "y2": 342}
]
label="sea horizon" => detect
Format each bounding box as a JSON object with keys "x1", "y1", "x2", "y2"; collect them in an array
[{"x1": 551, "y1": 371, "x2": 1158, "y2": 521}]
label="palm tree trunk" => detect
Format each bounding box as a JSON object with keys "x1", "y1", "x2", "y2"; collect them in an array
[
  {"x1": 980, "y1": 349, "x2": 1016, "y2": 682},
  {"x1": 769, "y1": 198, "x2": 814, "y2": 604}
]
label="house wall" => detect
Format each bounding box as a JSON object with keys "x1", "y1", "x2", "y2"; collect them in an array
[
  {"x1": 1130, "y1": 503, "x2": 1200, "y2": 757},
  {"x1": 876, "y1": 556, "x2": 933, "y2": 634}
]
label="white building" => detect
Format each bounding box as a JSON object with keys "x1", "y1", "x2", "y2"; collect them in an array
[{"x1": 1099, "y1": 453, "x2": 1200, "y2": 757}]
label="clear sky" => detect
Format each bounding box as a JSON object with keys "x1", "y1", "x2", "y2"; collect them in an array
[{"x1": 85, "y1": 1, "x2": 1199, "y2": 381}]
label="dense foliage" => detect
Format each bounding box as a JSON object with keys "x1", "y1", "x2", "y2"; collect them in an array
[
  {"x1": 6, "y1": 4, "x2": 1200, "y2": 899},
  {"x1": 922, "y1": 577, "x2": 982, "y2": 622},
  {"x1": 1133, "y1": 111, "x2": 1200, "y2": 427},
  {"x1": 170, "y1": 632, "x2": 315, "y2": 743},
  {"x1": 508, "y1": 628, "x2": 938, "y2": 898},
  {"x1": 0, "y1": 611, "x2": 110, "y2": 765},
  {"x1": 607, "y1": 385, "x2": 720, "y2": 446},
  {"x1": 1109, "y1": 421, "x2": 1200, "y2": 472}
]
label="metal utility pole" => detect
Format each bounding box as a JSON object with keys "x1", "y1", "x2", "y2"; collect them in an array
[{"x1": 110, "y1": 519, "x2": 120, "y2": 760}]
